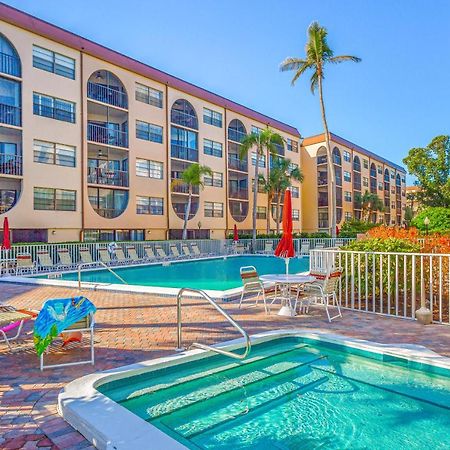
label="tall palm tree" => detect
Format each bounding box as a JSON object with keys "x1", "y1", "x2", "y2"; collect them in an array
[
  {"x1": 171, "y1": 163, "x2": 212, "y2": 240},
  {"x1": 239, "y1": 127, "x2": 284, "y2": 250},
  {"x1": 259, "y1": 157, "x2": 303, "y2": 233},
  {"x1": 280, "y1": 21, "x2": 361, "y2": 237},
  {"x1": 355, "y1": 190, "x2": 384, "y2": 223}
]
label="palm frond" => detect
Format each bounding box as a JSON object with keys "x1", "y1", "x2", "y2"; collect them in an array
[
  {"x1": 329, "y1": 55, "x2": 361, "y2": 64},
  {"x1": 279, "y1": 57, "x2": 307, "y2": 72}
]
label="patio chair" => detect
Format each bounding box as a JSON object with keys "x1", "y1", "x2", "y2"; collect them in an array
[
  {"x1": 236, "y1": 243, "x2": 246, "y2": 254},
  {"x1": 300, "y1": 242, "x2": 310, "y2": 255},
  {"x1": 263, "y1": 241, "x2": 273, "y2": 254},
  {"x1": 98, "y1": 248, "x2": 113, "y2": 266},
  {"x1": 0, "y1": 306, "x2": 37, "y2": 351},
  {"x1": 79, "y1": 247, "x2": 95, "y2": 266},
  {"x1": 15, "y1": 253, "x2": 36, "y2": 275},
  {"x1": 315, "y1": 243, "x2": 325, "y2": 249},
  {"x1": 126, "y1": 246, "x2": 142, "y2": 264},
  {"x1": 143, "y1": 245, "x2": 157, "y2": 262},
  {"x1": 239, "y1": 266, "x2": 274, "y2": 314},
  {"x1": 169, "y1": 244, "x2": 183, "y2": 259},
  {"x1": 154, "y1": 245, "x2": 169, "y2": 260},
  {"x1": 57, "y1": 248, "x2": 76, "y2": 269},
  {"x1": 114, "y1": 247, "x2": 130, "y2": 265},
  {"x1": 297, "y1": 267, "x2": 343, "y2": 322},
  {"x1": 181, "y1": 244, "x2": 193, "y2": 258}
]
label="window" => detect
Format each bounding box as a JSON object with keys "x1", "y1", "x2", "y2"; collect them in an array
[
  {"x1": 378, "y1": 182, "x2": 383, "y2": 190},
  {"x1": 136, "y1": 196, "x2": 163, "y2": 215},
  {"x1": 204, "y1": 171, "x2": 223, "y2": 187},
  {"x1": 32, "y1": 45, "x2": 75, "y2": 79},
  {"x1": 33, "y1": 93, "x2": 75, "y2": 123},
  {"x1": 363, "y1": 159, "x2": 369, "y2": 169},
  {"x1": 251, "y1": 152, "x2": 266, "y2": 168},
  {"x1": 251, "y1": 178, "x2": 265, "y2": 193},
  {"x1": 391, "y1": 171, "x2": 395, "y2": 179},
  {"x1": 291, "y1": 186, "x2": 299, "y2": 198},
  {"x1": 203, "y1": 139, "x2": 223, "y2": 158},
  {"x1": 287, "y1": 138, "x2": 298, "y2": 153},
  {"x1": 136, "y1": 159, "x2": 163, "y2": 179},
  {"x1": 171, "y1": 99, "x2": 198, "y2": 129},
  {"x1": 363, "y1": 177, "x2": 369, "y2": 187},
  {"x1": 344, "y1": 191, "x2": 352, "y2": 202},
  {"x1": 136, "y1": 120, "x2": 163, "y2": 143},
  {"x1": 343, "y1": 150, "x2": 351, "y2": 162},
  {"x1": 88, "y1": 188, "x2": 128, "y2": 218},
  {"x1": 344, "y1": 171, "x2": 351, "y2": 182},
  {"x1": 135, "y1": 83, "x2": 163, "y2": 108},
  {"x1": 33, "y1": 140, "x2": 76, "y2": 167},
  {"x1": 256, "y1": 206, "x2": 266, "y2": 220},
  {"x1": 203, "y1": 108, "x2": 222, "y2": 127},
  {"x1": 204, "y1": 201, "x2": 223, "y2": 217},
  {"x1": 251, "y1": 125, "x2": 263, "y2": 135},
  {"x1": 289, "y1": 162, "x2": 299, "y2": 172},
  {"x1": 378, "y1": 165, "x2": 383, "y2": 174},
  {"x1": 292, "y1": 209, "x2": 299, "y2": 221},
  {"x1": 171, "y1": 126, "x2": 198, "y2": 161},
  {"x1": 34, "y1": 187, "x2": 76, "y2": 211},
  {"x1": 345, "y1": 212, "x2": 352, "y2": 221},
  {"x1": 0, "y1": 77, "x2": 21, "y2": 126}
]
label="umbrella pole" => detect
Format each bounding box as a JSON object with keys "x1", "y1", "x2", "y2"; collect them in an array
[{"x1": 284, "y1": 257, "x2": 289, "y2": 275}]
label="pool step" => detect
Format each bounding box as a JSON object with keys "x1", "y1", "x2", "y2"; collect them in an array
[
  {"x1": 164, "y1": 368, "x2": 328, "y2": 439},
  {"x1": 108, "y1": 340, "x2": 309, "y2": 402},
  {"x1": 121, "y1": 351, "x2": 325, "y2": 421}
]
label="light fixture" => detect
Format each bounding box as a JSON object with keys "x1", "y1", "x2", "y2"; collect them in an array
[{"x1": 95, "y1": 71, "x2": 103, "y2": 81}]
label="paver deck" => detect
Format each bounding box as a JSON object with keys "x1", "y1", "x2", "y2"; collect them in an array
[{"x1": 1, "y1": 282, "x2": 450, "y2": 449}]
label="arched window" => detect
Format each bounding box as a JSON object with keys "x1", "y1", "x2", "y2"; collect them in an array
[
  {"x1": 0, "y1": 34, "x2": 21, "y2": 77},
  {"x1": 332, "y1": 147, "x2": 341, "y2": 165},
  {"x1": 171, "y1": 99, "x2": 198, "y2": 129},
  {"x1": 370, "y1": 163, "x2": 377, "y2": 178},
  {"x1": 353, "y1": 155, "x2": 361, "y2": 172},
  {"x1": 228, "y1": 119, "x2": 247, "y2": 143},
  {"x1": 317, "y1": 146, "x2": 327, "y2": 165},
  {"x1": 87, "y1": 70, "x2": 128, "y2": 109},
  {"x1": 396, "y1": 174, "x2": 401, "y2": 186},
  {"x1": 384, "y1": 168, "x2": 390, "y2": 183}
]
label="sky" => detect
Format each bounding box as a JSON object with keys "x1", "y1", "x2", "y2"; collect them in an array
[{"x1": 4, "y1": 0, "x2": 450, "y2": 184}]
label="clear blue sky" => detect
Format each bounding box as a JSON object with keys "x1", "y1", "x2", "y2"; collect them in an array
[{"x1": 5, "y1": 0, "x2": 450, "y2": 183}]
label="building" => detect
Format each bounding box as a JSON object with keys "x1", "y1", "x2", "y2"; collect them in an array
[
  {"x1": 405, "y1": 185, "x2": 421, "y2": 215},
  {"x1": 302, "y1": 133, "x2": 407, "y2": 233},
  {"x1": 0, "y1": 3, "x2": 303, "y2": 243}
]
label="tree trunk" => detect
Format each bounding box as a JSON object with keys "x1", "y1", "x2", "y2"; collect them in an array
[
  {"x1": 252, "y1": 150, "x2": 260, "y2": 252},
  {"x1": 182, "y1": 186, "x2": 192, "y2": 240},
  {"x1": 266, "y1": 192, "x2": 272, "y2": 234},
  {"x1": 318, "y1": 74, "x2": 337, "y2": 238},
  {"x1": 276, "y1": 192, "x2": 281, "y2": 234}
]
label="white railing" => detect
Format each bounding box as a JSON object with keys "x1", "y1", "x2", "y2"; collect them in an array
[
  {"x1": 0, "y1": 238, "x2": 354, "y2": 275},
  {"x1": 310, "y1": 248, "x2": 450, "y2": 325}
]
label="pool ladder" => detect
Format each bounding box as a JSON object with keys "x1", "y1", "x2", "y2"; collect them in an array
[
  {"x1": 77, "y1": 261, "x2": 128, "y2": 290},
  {"x1": 176, "y1": 287, "x2": 251, "y2": 360}
]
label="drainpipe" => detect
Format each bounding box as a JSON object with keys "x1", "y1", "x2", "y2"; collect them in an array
[
  {"x1": 165, "y1": 82, "x2": 170, "y2": 240},
  {"x1": 80, "y1": 50, "x2": 85, "y2": 241},
  {"x1": 224, "y1": 107, "x2": 228, "y2": 238}
]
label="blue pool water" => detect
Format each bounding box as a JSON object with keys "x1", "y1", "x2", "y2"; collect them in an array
[
  {"x1": 56, "y1": 255, "x2": 310, "y2": 290},
  {"x1": 99, "y1": 336, "x2": 450, "y2": 449}
]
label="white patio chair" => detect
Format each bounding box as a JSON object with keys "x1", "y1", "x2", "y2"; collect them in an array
[
  {"x1": 57, "y1": 248, "x2": 76, "y2": 269},
  {"x1": 37, "y1": 250, "x2": 56, "y2": 271},
  {"x1": 15, "y1": 253, "x2": 36, "y2": 275},
  {"x1": 79, "y1": 247, "x2": 96, "y2": 267},
  {"x1": 239, "y1": 266, "x2": 274, "y2": 314},
  {"x1": 263, "y1": 241, "x2": 273, "y2": 254},
  {"x1": 300, "y1": 242, "x2": 310, "y2": 255}
]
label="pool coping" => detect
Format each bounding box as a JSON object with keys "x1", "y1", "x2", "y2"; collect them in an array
[
  {"x1": 58, "y1": 329, "x2": 450, "y2": 450},
  {"x1": 2, "y1": 254, "x2": 309, "y2": 300}
]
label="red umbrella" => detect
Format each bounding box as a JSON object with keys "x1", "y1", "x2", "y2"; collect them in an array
[
  {"x1": 2, "y1": 216, "x2": 11, "y2": 251},
  {"x1": 275, "y1": 189, "x2": 294, "y2": 273},
  {"x1": 233, "y1": 224, "x2": 239, "y2": 242}
]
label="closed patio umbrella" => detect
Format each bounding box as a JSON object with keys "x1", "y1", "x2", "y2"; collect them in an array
[
  {"x1": 233, "y1": 224, "x2": 239, "y2": 242},
  {"x1": 274, "y1": 189, "x2": 294, "y2": 274},
  {"x1": 2, "y1": 217, "x2": 11, "y2": 251}
]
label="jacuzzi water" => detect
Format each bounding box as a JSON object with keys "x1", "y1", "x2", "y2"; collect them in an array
[
  {"x1": 97, "y1": 337, "x2": 450, "y2": 449},
  {"x1": 52, "y1": 255, "x2": 310, "y2": 290}
]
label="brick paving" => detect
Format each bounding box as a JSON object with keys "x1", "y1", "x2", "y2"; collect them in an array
[{"x1": 1, "y1": 282, "x2": 450, "y2": 449}]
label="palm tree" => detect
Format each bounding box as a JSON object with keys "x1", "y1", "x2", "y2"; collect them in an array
[
  {"x1": 259, "y1": 157, "x2": 303, "y2": 233},
  {"x1": 355, "y1": 190, "x2": 384, "y2": 223},
  {"x1": 280, "y1": 21, "x2": 361, "y2": 237},
  {"x1": 239, "y1": 127, "x2": 284, "y2": 251},
  {"x1": 171, "y1": 163, "x2": 212, "y2": 240}
]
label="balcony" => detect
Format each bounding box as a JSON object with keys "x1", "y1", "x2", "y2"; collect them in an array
[
  {"x1": 317, "y1": 155, "x2": 327, "y2": 165},
  {"x1": 87, "y1": 82, "x2": 128, "y2": 109},
  {"x1": 171, "y1": 144, "x2": 198, "y2": 162},
  {"x1": 229, "y1": 188, "x2": 248, "y2": 200},
  {"x1": 0, "y1": 52, "x2": 21, "y2": 78},
  {"x1": 318, "y1": 198, "x2": 329, "y2": 207},
  {"x1": 228, "y1": 129, "x2": 246, "y2": 143},
  {"x1": 88, "y1": 122, "x2": 128, "y2": 148},
  {"x1": 171, "y1": 179, "x2": 199, "y2": 195},
  {"x1": 34, "y1": 103, "x2": 75, "y2": 123},
  {"x1": 87, "y1": 167, "x2": 128, "y2": 187},
  {"x1": 274, "y1": 142, "x2": 285, "y2": 157},
  {"x1": 171, "y1": 110, "x2": 198, "y2": 129},
  {"x1": 228, "y1": 155, "x2": 247, "y2": 172},
  {"x1": 318, "y1": 220, "x2": 329, "y2": 229},
  {"x1": 0, "y1": 153, "x2": 22, "y2": 176},
  {"x1": 317, "y1": 175, "x2": 328, "y2": 186},
  {"x1": 172, "y1": 202, "x2": 198, "y2": 220},
  {"x1": 0, "y1": 104, "x2": 21, "y2": 127},
  {"x1": 353, "y1": 182, "x2": 362, "y2": 191}
]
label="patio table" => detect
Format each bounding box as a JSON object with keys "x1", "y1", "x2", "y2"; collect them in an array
[
  {"x1": 0, "y1": 258, "x2": 17, "y2": 275},
  {"x1": 260, "y1": 274, "x2": 317, "y2": 317}
]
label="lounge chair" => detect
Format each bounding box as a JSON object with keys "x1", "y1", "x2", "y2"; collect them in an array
[
  {"x1": 181, "y1": 244, "x2": 193, "y2": 258},
  {"x1": 169, "y1": 244, "x2": 183, "y2": 259},
  {"x1": 236, "y1": 243, "x2": 246, "y2": 254},
  {"x1": 315, "y1": 242, "x2": 325, "y2": 249},
  {"x1": 155, "y1": 245, "x2": 169, "y2": 260},
  {"x1": 15, "y1": 253, "x2": 36, "y2": 275},
  {"x1": 143, "y1": 245, "x2": 157, "y2": 262},
  {"x1": 239, "y1": 266, "x2": 274, "y2": 314},
  {"x1": 0, "y1": 306, "x2": 37, "y2": 351},
  {"x1": 298, "y1": 267, "x2": 343, "y2": 322},
  {"x1": 114, "y1": 247, "x2": 130, "y2": 265},
  {"x1": 57, "y1": 248, "x2": 76, "y2": 269},
  {"x1": 126, "y1": 246, "x2": 141, "y2": 264},
  {"x1": 300, "y1": 242, "x2": 310, "y2": 255},
  {"x1": 98, "y1": 248, "x2": 113, "y2": 265},
  {"x1": 79, "y1": 247, "x2": 96, "y2": 267},
  {"x1": 263, "y1": 241, "x2": 273, "y2": 254}
]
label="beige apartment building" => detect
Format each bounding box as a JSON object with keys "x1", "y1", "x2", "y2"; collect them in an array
[
  {"x1": 0, "y1": 4, "x2": 303, "y2": 243},
  {"x1": 302, "y1": 133, "x2": 407, "y2": 233}
]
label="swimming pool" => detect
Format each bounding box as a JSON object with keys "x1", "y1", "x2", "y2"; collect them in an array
[
  {"x1": 60, "y1": 332, "x2": 450, "y2": 449},
  {"x1": 52, "y1": 255, "x2": 310, "y2": 291}
]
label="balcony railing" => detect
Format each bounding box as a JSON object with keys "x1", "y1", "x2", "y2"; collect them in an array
[
  {"x1": 318, "y1": 199, "x2": 329, "y2": 207},
  {"x1": 93, "y1": 207, "x2": 124, "y2": 219},
  {"x1": 87, "y1": 167, "x2": 128, "y2": 187},
  {"x1": 171, "y1": 179, "x2": 199, "y2": 195},
  {"x1": 170, "y1": 144, "x2": 198, "y2": 162},
  {"x1": 88, "y1": 122, "x2": 128, "y2": 148},
  {"x1": 0, "y1": 153, "x2": 22, "y2": 176},
  {"x1": 228, "y1": 129, "x2": 246, "y2": 143},
  {"x1": 317, "y1": 155, "x2": 327, "y2": 165},
  {"x1": 172, "y1": 202, "x2": 198, "y2": 220},
  {"x1": 0, "y1": 103, "x2": 21, "y2": 126},
  {"x1": 171, "y1": 110, "x2": 198, "y2": 129},
  {"x1": 229, "y1": 188, "x2": 248, "y2": 200},
  {"x1": 0, "y1": 52, "x2": 21, "y2": 77},
  {"x1": 353, "y1": 182, "x2": 362, "y2": 191},
  {"x1": 317, "y1": 175, "x2": 328, "y2": 186},
  {"x1": 318, "y1": 220, "x2": 329, "y2": 229},
  {"x1": 34, "y1": 103, "x2": 75, "y2": 123},
  {"x1": 87, "y1": 82, "x2": 128, "y2": 109},
  {"x1": 228, "y1": 155, "x2": 247, "y2": 172}
]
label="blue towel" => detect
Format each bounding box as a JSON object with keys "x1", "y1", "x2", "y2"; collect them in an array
[{"x1": 34, "y1": 296, "x2": 96, "y2": 356}]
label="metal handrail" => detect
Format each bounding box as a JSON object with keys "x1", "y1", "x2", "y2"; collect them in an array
[
  {"x1": 176, "y1": 287, "x2": 251, "y2": 360},
  {"x1": 77, "y1": 261, "x2": 128, "y2": 289}
]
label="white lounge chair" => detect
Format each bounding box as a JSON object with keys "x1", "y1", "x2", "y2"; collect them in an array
[
  {"x1": 169, "y1": 244, "x2": 183, "y2": 259},
  {"x1": 57, "y1": 248, "x2": 76, "y2": 269},
  {"x1": 181, "y1": 244, "x2": 193, "y2": 258},
  {"x1": 98, "y1": 248, "x2": 113, "y2": 265},
  {"x1": 300, "y1": 242, "x2": 310, "y2": 255},
  {"x1": 37, "y1": 250, "x2": 56, "y2": 271},
  {"x1": 114, "y1": 248, "x2": 130, "y2": 265},
  {"x1": 263, "y1": 241, "x2": 273, "y2": 254},
  {"x1": 143, "y1": 246, "x2": 157, "y2": 262},
  {"x1": 79, "y1": 247, "x2": 96, "y2": 267},
  {"x1": 315, "y1": 243, "x2": 325, "y2": 249},
  {"x1": 15, "y1": 254, "x2": 36, "y2": 275},
  {"x1": 155, "y1": 245, "x2": 169, "y2": 260},
  {"x1": 126, "y1": 246, "x2": 141, "y2": 264}
]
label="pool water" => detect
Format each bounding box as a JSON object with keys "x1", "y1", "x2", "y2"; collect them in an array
[
  {"x1": 57, "y1": 255, "x2": 310, "y2": 290},
  {"x1": 98, "y1": 337, "x2": 450, "y2": 449}
]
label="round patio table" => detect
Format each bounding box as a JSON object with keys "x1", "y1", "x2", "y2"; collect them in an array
[{"x1": 260, "y1": 274, "x2": 317, "y2": 317}]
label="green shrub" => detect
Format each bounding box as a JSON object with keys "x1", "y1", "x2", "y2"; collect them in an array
[
  {"x1": 344, "y1": 237, "x2": 420, "y2": 253},
  {"x1": 339, "y1": 220, "x2": 378, "y2": 238},
  {"x1": 412, "y1": 207, "x2": 450, "y2": 234}
]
